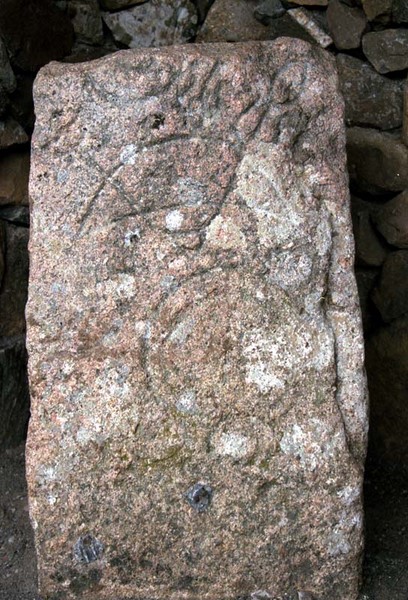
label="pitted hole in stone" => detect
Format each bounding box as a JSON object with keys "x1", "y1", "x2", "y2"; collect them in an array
[
  {"x1": 151, "y1": 113, "x2": 165, "y2": 129},
  {"x1": 186, "y1": 483, "x2": 213, "y2": 513},
  {"x1": 73, "y1": 534, "x2": 104, "y2": 564}
]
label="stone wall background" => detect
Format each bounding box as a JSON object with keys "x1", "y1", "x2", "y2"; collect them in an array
[{"x1": 0, "y1": 0, "x2": 407, "y2": 466}]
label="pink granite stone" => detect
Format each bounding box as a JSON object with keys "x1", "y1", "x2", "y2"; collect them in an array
[{"x1": 26, "y1": 40, "x2": 367, "y2": 600}]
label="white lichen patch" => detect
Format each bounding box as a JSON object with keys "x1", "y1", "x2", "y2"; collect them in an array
[
  {"x1": 177, "y1": 177, "x2": 206, "y2": 206},
  {"x1": 176, "y1": 389, "x2": 197, "y2": 414},
  {"x1": 236, "y1": 143, "x2": 306, "y2": 248},
  {"x1": 216, "y1": 432, "x2": 250, "y2": 459},
  {"x1": 246, "y1": 362, "x2": 284, "y2": 393},
  {"x1": 165, "y1": 209, "x2": 184, "y2": 231},
  {"x1": 279, "y1": 419, "x2": 343, "y2": 471},
  {"x1": 96, "y1": 273, "x2": 136, "y2": 302},
  {"x1": 206, "y1": 215, "x2": 247, "y2": 251},
  {"x1": 169, "y1": 317, "x2": 195, "y2": 345},
  {"x1": 242, "y1": 317, "x2": 334, "y2": 393},
  {"x1": 120, "y1": 143, "x2": 137, "y2": 165}
]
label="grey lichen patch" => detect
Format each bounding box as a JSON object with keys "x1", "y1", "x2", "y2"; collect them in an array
[{"x1": 73, "y1": 534, "x2": 104, "y2": 564}]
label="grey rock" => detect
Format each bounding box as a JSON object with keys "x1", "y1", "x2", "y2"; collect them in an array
[
  {"x1": 363, "y1": 29, "x2": 408, "y2": 74},
  {"x1": 336, "y1": 54, "x2": 403, "y2": 130},
  {"x1": 0, "y1": 220, "x2": 4, "y2": 286},
  {"x1": 347, "y1": 127, "x2": 408, "y2": 194},
  {"x1": 373, "y1": 190, "x2": 408, "y2": 249},
  {"x1": 0, "y1": 336, "x2": 30, "y2": 450},
  {"x1": 0, "y1": 206, "x2": 30, "y2": 227},
  {"x1": 0, "y1": 223, "x2": 29, "y2": 337},
  {"x1": 351, "y1": 196, "x2": 388, "y2": 267},
  {"x1": 355, "y1": 268, "x2": 380, "y2": 333},
  {"x1": 365, "y1": 316, "x2": 408, "y2": 463},
  {"x1": 372, "y1": 250, "x2": 408, "y2": 322},
  {"x1": 68, "y1": 0, "x2": 104, "y2": 45},
  {"x1": 98, "y1": 0, "x2": 147, "y2": 9},
  {"x1": 403, "y1": 80, "x2": 408, "y2": 146},
  {"x1": 0, "y1": 37, "x2": 16, "y2": 94},
  {"x1": 0, "y1": 150, "x2": 30, "y2": 206},
  {"x1": 197, "y1": 0, "x2": 314, "y2": 43},
  {"x1": 361, "y1": 0, "x2": 392, "y2": 20},
  {"x1": 254, "y1": 0, "x2": 286, "y2": 23},
  {"x1": 0, "y1": 118, "x2": 29, "y2": 150},
  {"x1": 393, "y1": 0, "x2": 408, "y2": 22},
  {"x1": 102, "y1": 0, "x2": 198, "y2": 48},
  {"x1": 327, "y1": 0, "x2": 367, "y2": 50},
  {"x1": 287, "y1": 7, "x2": 333, "y2": 47},
  {"x1": 0, "y1": 0, "x2": 74, "y2": 72}
]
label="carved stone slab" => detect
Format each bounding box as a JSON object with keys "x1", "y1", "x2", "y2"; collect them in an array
[{"x1": 26, "y1": 40, "x2": 368, "y2": 600}]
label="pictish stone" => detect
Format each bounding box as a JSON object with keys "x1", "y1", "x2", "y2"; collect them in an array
[
  {"x1": 336, "y1": 54, "x2": 403, "y2": 130},
  {"x1": 26, "y1": 40, "x2": 367, "y2": 600},
  {"x1": 362, "y1": 29, "x2": 408, "y2": 74}
]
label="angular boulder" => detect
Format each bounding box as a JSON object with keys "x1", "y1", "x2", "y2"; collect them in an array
[{"x1": 26, "y1": 41, "x2": 367, "y2": 600}]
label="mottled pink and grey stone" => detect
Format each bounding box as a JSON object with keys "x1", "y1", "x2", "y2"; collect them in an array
[{"x1": 26, "y1": 40, "x2": 368, "y2": 600}]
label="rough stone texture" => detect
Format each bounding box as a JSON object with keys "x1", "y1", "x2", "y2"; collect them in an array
[
  {"x1": 372, "y1": 250, "x2": 408, "y2": 322},
  {"x1": 102, "y1": 0, "x2": 198, "y2": 48},
  {"x1": 0, "y1": 206, "x2": 30, "y2": 227},
  {"x1": 361, "y1": 0, "x2": 392, "y2": 20},
  {"x1": 0, "y1": 222, "x2": 29, "y2": 337},
  {"x1": 287, "y1": 8, "x2": 333, "y2": 47},
  {"x1": 393, "y1": 0, "x2": 408, "y2": 22},
  {"x1": 0, "y1": 150, "x2": 30, "y2": 206},
  {"x1": 362, "y1": 29, "x2": 408, "y2": 74},
  {"x1": 0, "y1": 117, "x2": 29, "y2": 150},
  {"x1": 27, "y1": 41, "x2": 367, "y2": 600},
  {"x1": 286, "y1": 0, "x2": 328, "y2": 5},
  {"x1": 351, "y1": 197, "x2": 388, "y2": 267},
  {"x1": 346, "y1": 128, "x2": 408, "y2": 194},
  {"x1": 403, "y1": 79, "x2": 408, "y2": 146},
  {"x1": 0, "y1": 219, "x2": 4, "y2": 286},
  {"x1": 0, "y1": 37, "x2": 16, "y2": 95},
  {"x1": 254, "y1": 0, "x2": 286, "y2": 23},
  {"x1": 98, "y1": 0, "x2": 146, "y2": 9},
  {"x1": 0, "y1": 336, "x2": 30, "y2": 450},
  {"x1": 197, "y1": 0, "x2": 314, "y2": 43},
  {"x1": 365, "y1": 317, "x2": 408, "y2": 464},
  {"x1": 68, "y1": 0, "x2": 104, "y2": 46},
  {"x1": 373, "y1": 190, "x2": 408, "y2": 249},
  {"x1": 0, "y1": 0, "x2": 74, "y2": 72},
  {"x1": 327, "y1": 0, "x2": 367, "y2": 50},
  {"x1": 336, "y1": 54, "x2": 403, "y2": 130}
]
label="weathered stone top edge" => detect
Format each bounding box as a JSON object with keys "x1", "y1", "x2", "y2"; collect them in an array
[{"x1": 33, "y1": 37, "x2": 331, "y2": 91}]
